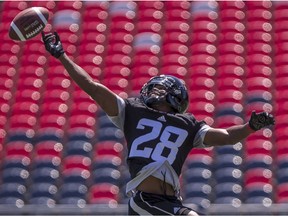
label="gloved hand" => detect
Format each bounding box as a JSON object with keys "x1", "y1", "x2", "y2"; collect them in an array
[
  {"x1": 42, "y1": 31, "x2": 64, "y2": 58},
  {"x1": 249, "y1": 111, "x2": 275, "y2": 131}
]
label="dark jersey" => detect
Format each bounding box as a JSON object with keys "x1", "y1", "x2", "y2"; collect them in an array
[{"x1": 123, "y1": 98, "x2": 207, "y2": 178}]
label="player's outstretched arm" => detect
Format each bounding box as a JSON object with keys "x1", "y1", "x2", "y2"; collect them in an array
[
  {"x1": 204, "y1": 111, "x2": 275, "y2": 146},
  {"x1": 42, "y1": 32, "x2": 119, "y2": 116}
]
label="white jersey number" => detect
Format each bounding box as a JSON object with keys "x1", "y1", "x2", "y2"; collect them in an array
[{"x1": 129, "y1": 118, "x2": 188, "y2": 164}]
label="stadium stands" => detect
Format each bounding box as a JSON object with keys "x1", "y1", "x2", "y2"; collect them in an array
[{"x1": 0, "y1": 0, "x2": 286, "y2": 214}]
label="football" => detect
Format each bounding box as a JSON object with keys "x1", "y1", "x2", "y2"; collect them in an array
[{"x1": 9, "y1": 7, "x2": 49, "y2": 41}]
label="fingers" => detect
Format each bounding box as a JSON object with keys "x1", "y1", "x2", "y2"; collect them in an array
[
  {"x1": 54, "y1": 32, "x2": 60, "y2": 42},
  {"x1": 42, "y1": 31, "x2": 56, "y2": 43}
]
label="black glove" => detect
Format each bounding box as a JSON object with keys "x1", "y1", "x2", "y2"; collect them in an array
[
  {"x1": 42, "y1": 31, "x2": 64, "y2": 58},
  {"x1": 249, "y1": 111, "x2": 275, "y2": 131}
]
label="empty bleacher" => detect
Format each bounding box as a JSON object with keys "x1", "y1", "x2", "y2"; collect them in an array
[{"x1": 0, "y1": 1, "x2": 286, "y2": 215}]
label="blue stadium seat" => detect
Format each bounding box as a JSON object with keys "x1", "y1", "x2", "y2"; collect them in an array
[
  {"x1": 65, "y1": 140, "x2": 93, "y2": 156},
  {"x1": 184, "y1": 168, "x2": 212, "y2": 184},
  {"x1": 29, "y1": 183, "x2": 58, "y2": 201},
  {"x1": 214, "y1": 182, "x2": 242, "y2": 199},
  {"x1": 62, "y1": 168, "x2": 90, "y2": 184},
  {"x1": 93, "y1": 167, "x2": 121, "y2": 184},
  {"x1": 185, "y1": 182, "x2": 212, "y2": 200},
  {"x1": 2, "y1": 167, "x2": 29, "y2": 185},
  {"x1": 214, "y1": 143, "x2": 243, "y2": 156},
  {"x1": 0, "y1": 183, "x2": 26, "y2": 202},
  {"x1": 185, "y1": 154, "x2": 212, "y2": 169},
  {"x1": 2, "y1": 156, "x2": 31, "y2": 170},
  {"x1": 214, "y1": 154, "x2": 243, "y2": 169},
  {"x1": 59, "y1": 183, "x2": 87, "y2": 203},
  {"x1": 31, "y1": 167, "x2": 60, "y2": 184},
  {"x1": 276, "y1": 167, "x2": 288, "y2": 184},
  {"x1": 214, "y1": 167, "x2": 243, "y2": 184}
]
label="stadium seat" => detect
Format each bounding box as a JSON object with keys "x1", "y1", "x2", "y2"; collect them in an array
[
  {"x1": 214, "y1": 182, "x2": 242, "y2": 200},
  {"x1": 35, "y1": 141, "x2": 63, "y2": 157},
  {"x1": 191, "y1": 1, "x2": 218, "y2": 22},
  {"x1": 275, "y1": 141, "x2": 288, "y2": 159},
  {"x1": 89, "y1": 183, "x2": 119, "y2": 204},
  {"x1": 184, "y1": 197, "x2": 210, "y2": 213},
  {"x1": 94, "y1": 141, "x2": 123, "y2": 157},
  {"x1": 214, "y1": 196, "x2": 242, "y2": 206},
  {"x1": 185, "y1": 154, "x2": 213, "y2": 169},
  {"x1": 62, "y1": 168, "x2": 90, "y2": 185},
  {"x1": 4, "y1": 141, "x2": 33, "y2": 158},
  {"x1": 6, "y1": 128, "x2": 35, "y2": 142},
  {"x1": 185, "y1": 167, "x2": 212, "y2": 184},
  {"x1": 244, "y1": 168, "x2": 273, "y2": 186},
  {"x1": 66, "y1": 127, "x2": 95, "y2": 141},
  {"x1": 96, "y1": 127, "x2": 124, "y2": 142},
  {"x1": 59, "y1": 182, "x2": 87, "y2": 202},
  {"x1": 92, "y1": 167, "x2": 121, "y2": 184},
  {"x1": 214, "y1": 154, "x2": 243, "y2": 169},
  {"x1": 59, "y1": 197, "x2": 86, "y2": 205},
  {"x1": 36, "y1": 128, "x2": 64, "y2": 142},
  {"x1": 29, "y1": 183, "x2": 58, "y2": 202},
  {"x1": 215, "y1": 107, "x2": 243, "y2": 118},
  {"x1": 28, "y1": 196, "x2": 56, "y2": 206},
  {"x1": 33, "y1": 155, "x2": 61, "y2": 170},
  {"x1": 185, "y1": 182, "x2": 212, "y2": 201},
  {"x1": 245, "y1": 139, "x2": 273, "y2": 156},
  {"x1": 244, "y1": 182, "x2": 273, "y2": 201},
  {"x1": 0, "y1": 183, "x2": 26, "y2": 202},
  {"x1": 244, "y1": 154, "x2": 273, "y2": 171},
  {"x1": 97, "y1": 115, "x2": 116, "y2": 129},
  {"x1": 55, "y1": 1, "x2": 83, "y2": 11},
  {"x1": 276, "y1": 183, "x2": 288, "y2": 203},
  {"x1": 214, "y1": 167, "x2": 243, "y2": 184},
  {"x1": 276, "y1": 167, "x2": 288, "y2": 184},
  {"x1": 2, "y1": 155, "x2": 31, "y2": 170},
  {"x1": 2, "y1": 167, "x2": 29, "y2": 185},
  {"x1": 69, "y1": 114, "x2": 97, "y2": 130},
  {"x1": 92, "y1": 155, "x2": 122, "y2": 170},
  {"x1": 214, "y1": 143, "x2": 243, "y2": 156},
  {"x1": 62, "y1": 155, "x2": 91, "y2": 171},
  {"x1": 65, "y1": 140, "x2": 93, "y2": 157},
  {"x1": 31, "y1": 167, "x2": 59, "y2": 184}
]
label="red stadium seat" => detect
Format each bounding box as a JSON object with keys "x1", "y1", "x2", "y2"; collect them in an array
[
  {"x1": 9, "y1": 114, "x2": 37, "y2": 130},
  {"x1": 62, "y1": 155, "x2": 91, "y2": 171},
  {"x1": 275, "y1": 140, "x2": 288, "y2": 157},
  {"x1": 244, "y1": 168, "x2": 273, "y2": 186},
  {"x1": 89, "y1": 183, "x2": 119, "y2": 204},
  {"x1": 245, "y1": 139, "x2": 273, "y2": 156},
  {"x1": 55, "y1": 1, "x2": 83, "y2": 10},
  {"x1": 35, "y1": 141, "x2": 63, "y2": 157},
  {"x1": 5, "y1": 141, "x2": 33, "y2": 158},
  {"x1": 94, "y1": 141, "x2": 123, "y2": 157},
  {"x1": 276, "y1": 183, "x2": 288, "y2": 203}
]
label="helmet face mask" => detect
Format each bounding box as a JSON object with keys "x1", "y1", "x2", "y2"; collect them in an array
[{"x1": 140, "y1": 75, "x2": 189, "y2": 113}]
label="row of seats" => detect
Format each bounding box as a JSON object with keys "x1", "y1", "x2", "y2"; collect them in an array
[{"x1": 1, "y1": 0, "x2": 288, "y2": 208}]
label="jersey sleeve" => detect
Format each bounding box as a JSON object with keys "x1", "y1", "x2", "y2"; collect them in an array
[
  {"x1": 107, "y1": 95, "x2": 126, "y2": 130},
  {"x1": 193, "y1": 124, "x2": 211, "y2": 148}
]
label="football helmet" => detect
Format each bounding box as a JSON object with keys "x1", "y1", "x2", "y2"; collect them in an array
[{"x1": 140, "y1": 75, "x2": 189, "y2": 113}]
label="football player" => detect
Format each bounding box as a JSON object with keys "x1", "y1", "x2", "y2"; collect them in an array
[{"x1": 42, "y1": 32, "x2": 275, "y2": 216}]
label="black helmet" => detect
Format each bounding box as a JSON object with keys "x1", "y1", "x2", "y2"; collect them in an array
[{"x1": 140, "y1": 75, "x2": 189, "y2": 113}]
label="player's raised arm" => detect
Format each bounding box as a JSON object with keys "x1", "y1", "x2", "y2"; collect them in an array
[
  {"x1": 204, "y1": 111, "x2": 275, "y2": 146},
  {"x1": 41, "y1": 32, "x2": 119, "y2": 116}
]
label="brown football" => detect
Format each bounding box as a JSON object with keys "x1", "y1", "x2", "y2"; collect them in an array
[{"x1": 9, "y1": 7, "x2": 49, "y2": 41}]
